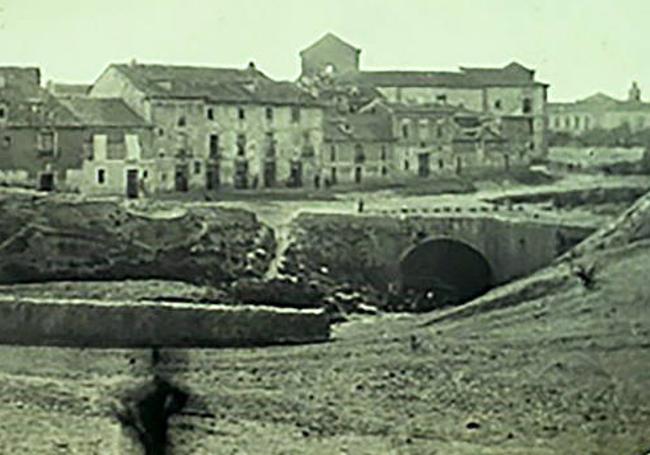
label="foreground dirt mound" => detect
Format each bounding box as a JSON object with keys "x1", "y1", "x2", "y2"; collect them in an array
[{"x1": 0, "y1": 193, "x2": 274, "y2": 285}]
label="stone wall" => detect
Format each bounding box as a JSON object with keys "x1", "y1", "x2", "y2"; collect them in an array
[{"x1": 0, "y1": 296, "x2": 329, "y2": 347}]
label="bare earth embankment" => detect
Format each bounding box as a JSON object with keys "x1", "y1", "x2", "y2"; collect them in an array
[{"x1": 0, "y1": 184, "x2": 648, "y2": 453}]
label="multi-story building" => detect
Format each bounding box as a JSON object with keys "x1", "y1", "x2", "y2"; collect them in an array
[
  {"x1": 323, "y1": 109, "x2": 395, "y2": 185},
  {"x1": 356, "y1": 99, "x2": 516, "y2": 177},
  {"x1": 299, "y1": 33, "x2": 549, "y2": 161},
  {"x1": 0, "y1": 67, "x2": 150, "y2": 192},
  {"x1": 89, "y1": 61, "x2": 325, "y2": 192},
  {"x1": 548, "y1": 82, "x2": 650, "y2": 135},
  {"x1": 56, "y1": 97, "x2": 154, "y2": 196}
]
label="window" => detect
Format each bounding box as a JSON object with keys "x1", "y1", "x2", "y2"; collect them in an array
[
  {"x1": 436, "y1": 125, "x2": 443, "y2": 138},
  {"x1": 194, "y1": 161, "x2": 201, "y2": 174},
  {"x1": 143, "y1": 170, "x2": 148, "y2": 178},
  {"x1": 237, "y1": 133, "x2": 246, "y2": 156},
  {"x1": 381, "y1": 146, "x2": 387, "y2": 161},
  {"x1": 97, "y1": 169, "x2": 106, "y2": 184},
  {"x1": 206, "y1": 107, "x2": 214, "y2": 120},
  {"x1": 265, "y1": 107, "x2": 274, "y2": 121},
  {"x1": 554, "y1": 117, "x2": 561, "y2": 129},
  {"x1": 157, "y1": 127, "x2": 165, "y2": 137},
  {"x1": 404, "y1": 159, "x2": 410, "y2": 171},
  {"x1": 0, "y1": 105, "x2": 6, "y2": 120},
  {"x1": 584, "y1": 116, "x2": 590, "y2": 129},
  {"x1": 436, "y1": 94, "x2": 447, "y2": 103},
  {"x1": 302, "y1": 131, "x2": 314, "y2": 157},
  {"x1": 381, "y1": 166, "x2": 388, "y2": 176},
  {"x1": 330, "y1": 145, "x2": 336, "y2": 162},
  {"x1": 177, "y1": 116, "x2": 187, "y2": 127},
  {"x1": 291, "y1": 106, "x2": 301, "y2": 123},
  {"x1": 402, "y1": 123, "x2": 410, "y2": 139},
  {"x1": 209, "y1": 134, "x2": 219, "y2": 159},
  {"x1": 420, "y1": 141, "x2": 426, "y2": 148},
  {"x1": 2, "y1": 136, "x2": 10, "y2": 148},
  {"x1": 574, "y1": 116, "x2": 581, "y2": 129},
  {"x1": 522, "y1": 97, "x2": 533, "y2": 114},
  {"x1": 38, "y1": 131, "x2": 55, "y2": 153},
  {"x1": 238, "y1": 107, "x2": 246, "y2": 120},
  {"x1": 354, "y1": 144, "x2": 365, "y2": 164},
  {"x1": 564, "y1": 117, "x2": 571, "y2": 129},
  {"x1": 494, "y1": 100, "x2": 502, "y2": 109},
  {"x1": 265, "y1": 132, "x2": 276, "y2": 157}
]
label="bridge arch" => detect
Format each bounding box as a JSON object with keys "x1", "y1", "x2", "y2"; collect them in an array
[{"x1": 399, "y1": 237, "x2": 494, "y2": 305}]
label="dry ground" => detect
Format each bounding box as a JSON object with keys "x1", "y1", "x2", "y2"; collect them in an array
[
  {"x1": 0, "y1": 239, "x2": 648, "y2": 454},
  {"x1": 0, "y1": 175, "x2": 649, "y2": 454}
]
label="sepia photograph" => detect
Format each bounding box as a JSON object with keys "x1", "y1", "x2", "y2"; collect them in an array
[{"x1": 0, "y1": 0, "x2": 649, "y2": 453}]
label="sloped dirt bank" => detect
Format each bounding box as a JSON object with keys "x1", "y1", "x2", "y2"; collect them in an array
[{"x1": 0, "y1": 193, "x2": 274, "y2": 286}]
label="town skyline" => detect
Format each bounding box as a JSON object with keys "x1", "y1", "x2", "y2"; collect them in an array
[{"x1": 0, "y1": 0, "x2": 648, "y2": 102}]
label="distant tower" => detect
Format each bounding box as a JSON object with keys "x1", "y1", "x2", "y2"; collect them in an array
[{"x1": 628, "y1": 81, "x2": 641, "y2": 102}]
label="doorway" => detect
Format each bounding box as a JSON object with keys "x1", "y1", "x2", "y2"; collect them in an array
[
  {"x1": 289, "y1": 160, "x2": 302, "y2": 188},
  {"x1": 418, "y1": 153, "x2": 430, "y2": 177},
  {"x1": 263, "y1": 160, "x2": 276, "y2": 188},
  {"x1": 38, "y1": 172, "x2": 55, "y2": 192},
  {"x1": 206, "y1": 162, "x2": 220, "y2": 190},
  {"x1": 234, "y1": 159, "x2": 249, "y2": 189},
  {"x1": 354, "y1": 166, "x2": 363, "y2": 184},
  {"x1": 126, "y1": 169, "x2": 139, "y2": 198},
  {"x1": 175, "y1": 164, "x2": 189, "y2": 192}
]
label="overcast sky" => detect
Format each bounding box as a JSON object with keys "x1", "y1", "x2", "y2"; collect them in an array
[{"x1": 0, "y1": 0, "x2": 646, "y2": 101}]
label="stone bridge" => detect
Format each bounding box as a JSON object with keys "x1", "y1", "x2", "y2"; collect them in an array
[{"x1": 285, "y1": 210, "x2": 596, "y2": 303}]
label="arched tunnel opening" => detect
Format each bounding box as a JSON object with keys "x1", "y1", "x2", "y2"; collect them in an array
[{"x1": 399, "y1": 238, "x2": 494, "y2": 310}]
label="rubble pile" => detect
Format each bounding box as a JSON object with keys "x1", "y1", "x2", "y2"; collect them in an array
[{"x1": 0, "y1": 193, "x2": 274, "y2": 286}]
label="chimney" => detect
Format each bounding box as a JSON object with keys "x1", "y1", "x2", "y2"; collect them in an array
[
  {"x1": 248, "y1": 61, "x2": 256, "y2": 71},
  {"x1": 130, "y1": 58, "x2": 138, "y2": 67}
]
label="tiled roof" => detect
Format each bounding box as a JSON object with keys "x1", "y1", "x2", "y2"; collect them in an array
[
  {"x1": 48, "y1": 83, "x2": 92, "y2": 97},
  {"x1": 0, "y1": 67, "x2": 81, "y2": 127},
  {"x1": 337, "y1": 62, "x2": 545, "y2": 88},
  {"x1": 112, "y1": 63, "x2": 322, "y2": 106},
  {"x1": 324, "y1": 112, "x2": 395, "y2": 143},
  {"x1": 57, "y1": 97, "x2": 151, "y2": 127}
]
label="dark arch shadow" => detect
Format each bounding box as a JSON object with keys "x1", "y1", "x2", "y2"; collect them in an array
[{"x1": 399, "y1": 237, "x2": 494, "y2": 306}]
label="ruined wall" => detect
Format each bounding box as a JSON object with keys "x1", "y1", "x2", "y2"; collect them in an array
[
  {"x1": 0, "y1": 296, "x2": 329, "y2": 347},
  {"x1": 301, "y1": 41, "x2": 360, "y2": 77},
  {"x1": 284, "y1": 213, "x2": 593, "y2": 291}
]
